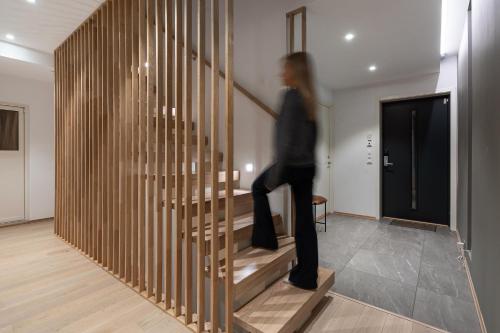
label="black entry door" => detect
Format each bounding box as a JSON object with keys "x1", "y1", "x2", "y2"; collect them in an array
[{"x1": 382, "y1": 95, "x2": 450, "y2": 225}]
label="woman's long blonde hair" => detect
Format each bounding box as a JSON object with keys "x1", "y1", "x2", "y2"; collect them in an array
[{"x1": 284, "y1": 52, "x2": 317, "y2": 121}]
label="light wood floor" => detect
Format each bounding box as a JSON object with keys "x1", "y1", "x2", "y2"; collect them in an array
[
  {"x1": 0, "y1": 221, "x2": 447, "y2": 333},
  {"x1": 0, "y1": 220, "x2": 190, "y2": 333}
]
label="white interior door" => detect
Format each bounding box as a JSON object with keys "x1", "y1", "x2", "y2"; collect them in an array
[
  {"x1": 0, "y1": 105, "x2": 25, "y2": 223},
  {"x1": 314, "y1": 104, "x2": 332, "y2": 217}
]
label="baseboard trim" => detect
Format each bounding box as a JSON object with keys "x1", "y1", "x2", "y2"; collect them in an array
[
  {"x1": 456, "y1": 230, "x2": 488, "y2": 333},
  {"x1": 0, "y1": 217, "x2": 53, "y2": 229},
  {"x1": 382, "y1": 216, "x2": 450, "y2": 229},
  {"x1": 333, "y1": 211, "x2": 378, "y2": 221}
]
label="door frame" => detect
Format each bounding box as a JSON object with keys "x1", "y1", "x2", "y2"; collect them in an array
[
  {"x1": 379, "y1": 92, "x2": 451, "y2": 226},
  {"x1": 0, "y1": 101, "x2": 29, "y2": 224}
]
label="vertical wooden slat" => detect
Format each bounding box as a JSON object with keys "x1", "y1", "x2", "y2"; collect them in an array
[
  {"x1": 107, "y1": 2, "x2": 115, "y2": 270},
  {"x1": 71, "y1": 34, "x2": 76, "y2": 247},
  {"x1": 183, "y1": 0, "x2": 193, "y2": 324},
  {"x1": 89, "y1": 20, "x2": 94, "y2": 260},
  {"x1": 174, "y1": 0, "x2": 183, "y2": 317},
  {"x1": 92, "y1": 17, "x2": 98, "y2": 261},
  {"x1": 56, "y1": 47, "x2": 60, "y2": 236},
  {"x1": 155, "y1": 0, "x2": 165, "y2": 304},
  {"x1": 94, "y1": 15, "x2": 100, "y2": 261},
  {"x1": 224, "y1": 0, "x2": 234, "y2": 331},
  {"x1": 68, "y1": 37, "x2": 75, "y2": 243},
  {"x1": 68, "y1": 35, "x2": 72, "y2": 247},
  {"x1": 164, "y1": 0, "x2": 174, "y2": 311},
  {"x1": 138, "y1": 0, "x2": 147, "y2": 292},
  {"x1": 76, "y1": 29, "x2": 82, "y2": 251},
  {"x1": 131, "y1": 0, "x2": 140, "y2": 287},
  {"x1": 87, "y1": 22, "x2": 92, "y2": 258},
  {"x1": 196, "y1": 0, "x2": 206, "y2": 330},
  {"x1": 119, "y1": 0, "x2": 126, "y2": 278},
  {"x1": 101, "y1": 5, "x2": 108, "y2": 268},
  {"x1": 54, "y1": 48, "x2": 59, "y2": 236},
  {"x1": 146, "y1": 0, "x2": 156, "y2": 298},
  {"x1": 64, "y1": 40, "x2": 69, "y2": 242},
  {"x1": 125, "y1": 0, "x2": 133, "y2": 283},
  {"x1": 97, "y1": 9, "x2": 103, "y2": 264},
  {"x1": 82, "y1": 24, "x2": 86, "y2": 254},
  {"x1": 61, "y1": 41, "x2": 66, "y2": 241},
  {"x1": 62, "y1": 41, "x2": 66, "y2": 241},
  {"x1": 210, "y1": 0, "x2": 220, "y2": 330},
  {"x1": 112, "y1": 0, "x2": 120, "y2": 273},
  {"x1": 73, "y1": 31, "x2": 77, "y2": 248}
]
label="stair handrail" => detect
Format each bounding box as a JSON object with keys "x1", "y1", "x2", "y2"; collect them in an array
[{"x1": 191, "y1": 49, "x2": 279, "y2": 119}]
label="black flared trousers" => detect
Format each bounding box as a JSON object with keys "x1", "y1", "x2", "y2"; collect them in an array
[{"x1": 251, "y1": 164, "x2": 318, "y2": 289}]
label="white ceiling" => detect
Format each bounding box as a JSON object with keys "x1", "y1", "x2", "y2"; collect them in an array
[
  {"x1": 307, "y1": 0, "x2": 442, "y2": 91},
  {"x1": 0, "y1": 0, "x2": 467, "y2": 89},
  {"x1": 0, "y1": 0, "x2": 103, "y2": 53}
]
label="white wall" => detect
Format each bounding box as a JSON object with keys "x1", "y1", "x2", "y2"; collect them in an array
[
  {"x1": 331, "y1": 57, "x2": 458, "y2": 229},
  {"x1": 0, "y1": 73, "x2": 54, "y2": 220}
]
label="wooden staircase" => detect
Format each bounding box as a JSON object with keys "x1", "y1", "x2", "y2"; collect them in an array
[{"x1": 172, "y1": 116, "x2": 335, "y2": 332}]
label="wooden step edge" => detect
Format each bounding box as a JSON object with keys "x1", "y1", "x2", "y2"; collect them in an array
[
  {"x1": 198, "y1": 212, "x2": 283, "y2": 243},
  {"x1": 233, "y1": 267, "x2": 335, "y2": 333},
  {"x1": 145, "y1": 170, "x2": 240, "y2": 182},
  {"x1": 229, "y1": 238, "x2": 297, "y2": 296},
  {"x1": 204, "y1": 235, "x2": 294, "y2": 278},
  {"x1": 164, "y1": 189, "x2": 252, "y2": 207}
]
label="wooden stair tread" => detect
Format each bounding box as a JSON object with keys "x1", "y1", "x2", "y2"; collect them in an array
[
  {"x1": 222, "y1": 237, "x2": 296, "y2": 295},
  {"x1": 192, "y1": 212, "x2": 254, "y2": 240},
  {"x1": 145, "y1": 170, "x2": 239, "y2": 182},
  {"x1": 194, "y1": 212, "x2": 282, "y2": 240},
  {"x1": 234, "y1": 267, "x2": 335, "y2": 333},
  {"x1": 170, "y1": 189, "x2": 251, "y2": 205}
]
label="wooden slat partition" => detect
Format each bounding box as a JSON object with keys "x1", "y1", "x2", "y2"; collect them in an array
[{"x1": 54, "y1": 0, "x2": 235, "y2": 331}]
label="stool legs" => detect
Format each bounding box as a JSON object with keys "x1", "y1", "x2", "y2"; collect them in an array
[{"x1": 323, "y1": 202, "x2": 327, "y2": 232}]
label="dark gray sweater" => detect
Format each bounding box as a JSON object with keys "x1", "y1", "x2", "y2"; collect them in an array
[{"x1": 266, "y1": 88, "x2": 317, "y2": 189}]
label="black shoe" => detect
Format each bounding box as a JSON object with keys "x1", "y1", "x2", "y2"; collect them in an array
[
  {"x1": 251, "y1": 241, "x2": 278, "y2": 251},
  {"x1": 287, "y1": 278, "x2": 318, "y2": 290}
]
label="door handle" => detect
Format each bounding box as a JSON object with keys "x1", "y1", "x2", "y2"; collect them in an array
[{"x1": 384, "y1": 155, "x2": 394, "y2": 167}]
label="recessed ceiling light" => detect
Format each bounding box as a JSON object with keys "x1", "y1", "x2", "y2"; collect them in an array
[
  {"x1": 6, "y1": 34, "x2": 15, "y2": 41},
  {"x1": 344, "y1": 33, "x2": 355, "y2": 41},
  {"x1": 369, "y1": 65, "x2": 377, "y2": 72},
  {"x1": 26, "y1": 0, "x2": 36, "y2": 3}
]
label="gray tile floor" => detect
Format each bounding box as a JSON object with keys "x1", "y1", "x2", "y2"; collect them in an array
[{"x1": 317, "y1": 214, "x2": 481, "y2": 333}]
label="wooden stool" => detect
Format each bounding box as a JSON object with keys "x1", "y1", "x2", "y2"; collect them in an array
[{"x1": 312, "y1": 195, "x2": 327, "y2": 232}]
